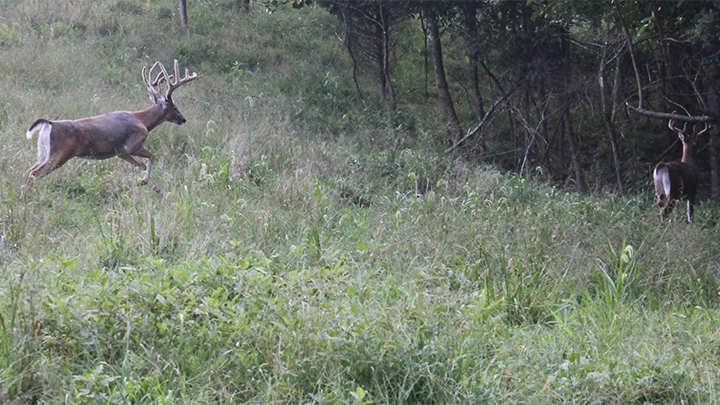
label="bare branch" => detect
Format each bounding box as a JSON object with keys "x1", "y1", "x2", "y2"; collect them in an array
[
  {"x1": 626, "y1": 104, "x2": 713, "y2": 122},
  {"x1": 614, "y1": 2, "x2": 715, "y2": 123},
  {"x1": 445, "y1": 84, "x2": 518, "y2": 154}
]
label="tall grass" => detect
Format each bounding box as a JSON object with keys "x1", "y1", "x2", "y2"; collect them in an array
[{"x1": 1, "y1": 0, "x2": 719, "y2": 403}]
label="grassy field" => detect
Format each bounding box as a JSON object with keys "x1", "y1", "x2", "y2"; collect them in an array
[{"x1": 1, "y1": 1, "x2": 720, "y2": 403}]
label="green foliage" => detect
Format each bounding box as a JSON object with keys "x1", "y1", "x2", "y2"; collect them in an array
[
  {"x1": 0, "y1": 0, "x2": 719, "y2": 403},
  {"x1": 596, "y1": 239, "x2": 640, "y2": 306}
]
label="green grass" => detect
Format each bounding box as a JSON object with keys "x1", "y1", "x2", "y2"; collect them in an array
[{"x1": 1, "y1": 1, "x2": 720, "y2": 403}]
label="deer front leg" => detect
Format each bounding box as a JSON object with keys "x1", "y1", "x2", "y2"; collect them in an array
[
  {"x1": 119, "y1": 154, "x2": 149, "y2": 183},
  {"x1": 134, "y1": 147, "x2": 154, "y2": 185},
  {"x1": 119, "y1": 147, "x2": 155, "y2": 188}
]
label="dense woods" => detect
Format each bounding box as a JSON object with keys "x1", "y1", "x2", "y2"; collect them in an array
[{"x1": 284, "y1": 0, "x2": 720, "y2": 196}]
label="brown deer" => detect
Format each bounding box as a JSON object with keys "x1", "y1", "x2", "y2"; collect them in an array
[
  {"x1": 25, "y1": 60, "x2": 197, "y2": 187},
  {"x1": 653, "y1": 119, "x2": 708, "y2": 222}
]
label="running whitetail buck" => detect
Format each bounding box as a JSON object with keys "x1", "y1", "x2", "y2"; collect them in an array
[
  {"x1": 25, "y1": 60, "x2": 197, "y2": 187},
  {"x1": 653, "y1": 119, "x2": 708, "y2": 222}
]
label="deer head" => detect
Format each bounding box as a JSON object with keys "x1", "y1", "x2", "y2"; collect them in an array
[{"x1": 142, "y1": 59, "x2": 198, "y2": 125}]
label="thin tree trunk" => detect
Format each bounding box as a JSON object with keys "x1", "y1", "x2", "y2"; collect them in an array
[
  {"x1": 598, "y1": 37, "x2": 624, "y2": 193},
  {"x1": 427, "y1": 11, "x2": 462, "y2": 145},
  {"x1": 708, "y1": 87, "x2": 720, "y2": 201},
  {"x1": 420, "y1": 14, "x2": 429, "y2": 100},
  {"x1": 372, "y1": 6, "x2": 395, "y2": 107},
  {"x1": 380, "y1": 7, "x2": 396, "y2": 109},
  {"x1": 560, "y1": 24, "x2": 582, "y2": 190},
  {"x1": 179, "y1": 0, "x2": 188, "y2": 29},
  {"x1": 605, "y1": 122, "x2": 624, "y2": 193},
  {"x1": 374, "y1": 20, "x2": 386, "y2": 103},
  {"x1": 340, "y1": 9, "x2": 365, "y2": 101},
  {"x1": 564, "y1": 106, "x2": 583, "y2": 189},
  {"x1": 464, "y1": 3, "x2": 484, "y2": 119}
]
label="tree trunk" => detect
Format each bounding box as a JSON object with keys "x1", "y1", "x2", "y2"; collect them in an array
[
  {"x1": 427, "y1": 11, "x2": 462, "y2": 145},
  {"x1": 339, "y1": 9, "x2": 365, "y2": 101},
  {"x1": 564, "y1": 106, "x2": 583, "y2": 190},
  {"x1": 374, "y1": 21, "x2": 386, "y2": 102},
  {"x1": 179, "y1": 0, "x2": 188, "y2": 29},
  {"x1": 598, "y1": 37, "x2": 624, "y2": 193},
  {"x1": 560, "y1": 24, "x2": 582, "y2": 190},
  {"x1": 380, "y1": 5, "x2": 396, "y2": 109},
  {"x1": 708, "y1": 87, "x2": 720, "y2": 201},
  {"x1": 420, "y1": 14, "x2": 429, "y2": 100},
  {"x1": 463, "y1": 3, "x2": 484, "y2": 119},
  {"x1": 372, "y1": 5, "x2": 396, "y2": 108}
]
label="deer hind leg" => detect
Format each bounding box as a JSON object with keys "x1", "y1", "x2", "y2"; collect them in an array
[
  {"x1": 686, "y1": 192, "x2": 697, "y2": 223},
  {"x1": 26, "y1": 123, "x2": 54, "y2": 184},
  {"x1": 26, "y1": 151, "x2": 74, "y2": 184},
  {"x1": 26, "y1": 161, "x2": 45, "y2": 184},
  {"x1": 661, "y1": 200, "x2": 676, "y2": 222}
]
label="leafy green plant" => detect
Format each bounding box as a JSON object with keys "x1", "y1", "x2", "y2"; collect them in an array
[{"x1": 597, "y1": 239, "x2": 641, "y2": 305}]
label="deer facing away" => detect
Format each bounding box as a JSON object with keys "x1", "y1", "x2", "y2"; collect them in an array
[
  {"x1": 653, "y1": 119, "x2": 708, "y2": 223},
  {"x1": 25, "y1": 60, "x2": 197, "y2": 187}
]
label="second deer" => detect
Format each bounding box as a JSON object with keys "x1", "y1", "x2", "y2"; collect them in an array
[
  {"x1": 25, "y1": 60, "x2": 197, "y2": 188},
  {"x1": 653, "y1": 119, "x2": 708, "y2": 223}
]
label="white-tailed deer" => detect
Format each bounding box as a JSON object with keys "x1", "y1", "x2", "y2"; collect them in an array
[
  {"x1": 25, "y1": 60, "x2": 197, "y2": 187},
  {"x1": 653, "y1": 119, "x2": 708, "y2": 222}
]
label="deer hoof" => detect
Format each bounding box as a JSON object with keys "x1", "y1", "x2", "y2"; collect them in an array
[{"x1": 139, "y1": 179, "x2": 149, "y2": 186}]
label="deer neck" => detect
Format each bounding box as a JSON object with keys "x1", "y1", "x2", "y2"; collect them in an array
[
  {"x1": 134, "y1": 104, "x2": 168, "y2": 132},
  {"x1": 681, "y1": 144, "x2": 694, "y2": 165}
]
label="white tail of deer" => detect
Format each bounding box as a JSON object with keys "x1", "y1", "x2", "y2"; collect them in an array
[
  {"x1": 25, "y1": 60, "x2": 197, "y2": 188},
  {"x1": 652, "y1": 119, "x2": 707, "y2": 222}
]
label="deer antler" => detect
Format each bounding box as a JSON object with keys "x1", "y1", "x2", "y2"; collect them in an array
[
  {"x1": 142, "y1": 61, "x2": 169, "y2": 103},
  {"x1": 166, "y1": 59, "x2": 197, "y2": 99},
  {"x1": 668, "y1": 115, "x2": 688, "y2": 135},
  {"x1": 696, "y1": 122, "x2": 710, "y2": 137},
  {"x1": 142, "y1": 60, "x2": 197, "y2": 101}
]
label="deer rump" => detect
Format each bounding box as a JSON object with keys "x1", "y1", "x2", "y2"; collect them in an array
[{"x1": 653, "y1": 161, "x2": 698, "y2": 207}]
